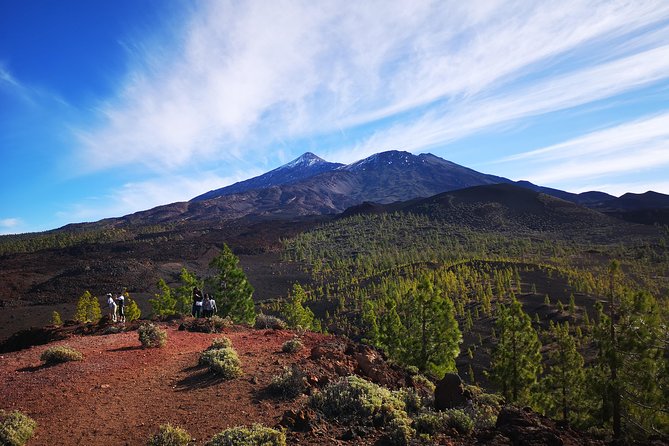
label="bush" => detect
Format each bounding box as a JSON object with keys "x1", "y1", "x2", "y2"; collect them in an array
[
  {"x1": 443, "y1": 409, "x2": 474, "y2": 435},
  {"x1": 413, "y1": 411, "x2": 449, "y2": 435},
  {"x1": 138, "y1": 323, "x2": 167, "y2": 348},
  {"x1": 205, "y1": 424, "x2": 285, "y2": 446},
  {"x1": 209, "y1": 336, "x2": 232, "y2": 350},
  {"x1": 268, "y1": 365, "x2": 306, "y2": 399},
  {"x1": 199, "y1": 347, "x2": 242, "y2": 380},
  {"x1": 254, "y1": 314, "x2": 287, "y2": 330},
  {"x1": 468, "y1": 392, "x2": 503, "y2": 430},
  {"x1": 281, "y1": 338, "x2": 303, "y2": 353},
  {"x1": 385, "y1": 417, "x2": 415, "y2": 446},
  {"x1": 40, "y1": 345, "x2": 83, "y2": 364},
  {"x1": 0, "y1": 410, "x2": 36, "y2": 446},
  {"x1": 147, "y1": 424, "x2": 191, "y2": 446},
  {"x1": 209, "y1": 315, "x2": 232, "y2": 333},
  {"x1": 310, "y1": 375, "x2": 408, "y2": 426},
  {"x1": 413, "y1": 409, "x2": 474, "y2": 436}
]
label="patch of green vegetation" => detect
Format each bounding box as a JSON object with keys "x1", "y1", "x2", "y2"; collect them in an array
[
  {"x1": 205, "y1": 424, "x2": 285, "y2": 446},
  {"x1": 146, "y1": 424, "x2": 191, "y2": 446},
  {"x1": 138, "y1": 323, "x2": 167, "y2": 348},
  {"x1": 281, "y1": 338, "x2": 303, "y2": 353},
  {"x1": 199, "y1": 346, "x2": 242, "y2": 379},
  {"x1": 267, "y1": 365, "x2": 306, "y2": 399},
  {"x1": 40, "y1": 345, "x2": 83, "y2": 364},
  {"x1": 0, "y1": 410, "x2": 36, "y2": 446}
]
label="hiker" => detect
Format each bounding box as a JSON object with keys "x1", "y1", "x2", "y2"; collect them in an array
[
  {"x1": 116, "y1": 291, "x2": 126, "y2": 323},
  {"x1": 107, "y1": 293, "x2": 117, "y2": 322},
  {"x1": 202, "y1": 294, "x2": 213, "y2": 318},
  {"x1": 208, "y1": 294, "x2": 218, "y2": 316},
  {"x1": 192, "y1": 286, "x2": 203, "y2": 318}
]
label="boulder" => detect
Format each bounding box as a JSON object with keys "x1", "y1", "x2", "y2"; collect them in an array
[{"x1": 434, "y1": 373, "x2": 472, "y2": 410}]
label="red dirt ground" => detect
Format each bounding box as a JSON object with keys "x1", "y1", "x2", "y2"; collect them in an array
[{"x1": 0, "y1": 325, "x2": 338, "y2": 446}]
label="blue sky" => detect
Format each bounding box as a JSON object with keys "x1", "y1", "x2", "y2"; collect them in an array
[{"x1": 2, "y1": 1, "x2": 669, "y2": 234}]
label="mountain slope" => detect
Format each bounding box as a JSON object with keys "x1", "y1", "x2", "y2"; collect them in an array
[
  {"x1": 120, "y1": 151, "x2": 513, "y2": 225},
  {"x1": 192, "y1": 152, "x2": 344, "y2": 201},
  {"x1": 344, "y1": 183, "x2": 636, "y2": 238}
]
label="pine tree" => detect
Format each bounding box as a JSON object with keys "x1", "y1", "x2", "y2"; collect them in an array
[
  {"x1": 209, "y1": 244, "x2": 256, "y2": 324},
  {"x1": 591, "y1": 282, "x2": 668, "y2": 437},
  {"x1": 361, "y1": 299, "x2": 380, "y2": 344},
  {"x1": 401, "y1": 276, "x2": 462, "y2": 378},
  {"x1": 150, "y1": 279, "x2": 177, "y2": 317},
  {"x1": 281, "y1": 283, "x2": 317, "y2": 330},
  {"x1": 174, "y1": 267, "x2": 203, "y2": 315},
  {"x1": 74, "y1": 291, "x2": 89, "y2": 322},
  {"x1": 88, "y1": 295, "x2": 102, "y2": 323},
  {"x1": 536, "y1": 322, "x2": 585, "y2": 425},
  {"x1": 378, "y1": 297, "x2": 404, "y2": 360},
  {"x1": 125, "y1": 297, "x2": 141, "y2": 321},
  {"x1": 74, "y1": 290, "x2": 101, "y2": 323},
  {"x1": 489, "y1": 297, "x2": 542, "y2": 403}
]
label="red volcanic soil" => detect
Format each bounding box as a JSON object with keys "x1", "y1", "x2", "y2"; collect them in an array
[{"x1": 0, "y1": 325, "x2": 344, "y2": 446}]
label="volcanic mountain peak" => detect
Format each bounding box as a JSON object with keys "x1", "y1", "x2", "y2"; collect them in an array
[
  {"x1": 191, "y1": 152, "x2": 343, "y2": 201},
  {"x1": 343, "y1": 150, "x2": 423, "y2": 171},
  {"x1": 283, "y1": 151, "x2": 328, "y2": 168}
]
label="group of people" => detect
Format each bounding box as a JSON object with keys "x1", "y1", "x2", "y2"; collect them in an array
[
  {"x1": 106, "y1": 291, "x2": 127, "y2": 323},
  {"x1": 191, "y1": 286, "x2": 218, "y2": 318}
]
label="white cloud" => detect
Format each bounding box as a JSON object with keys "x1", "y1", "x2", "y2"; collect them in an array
[
  {"x1": 0, "y1": 218, "x2": 23, "y2": 235},
  {"x1": 55, "y1": 169, "x2": 261, "y2": 224},
  {"x1": 492, "y1": 112, "x2": 669, "y2": 188},
  {"x1": 76, "y1": 0, "x2": 669, "y2": 173}
]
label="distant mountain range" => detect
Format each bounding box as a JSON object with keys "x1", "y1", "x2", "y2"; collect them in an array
[{"x1": 116, "y1": 150, "x2": 669, "y2": 227}]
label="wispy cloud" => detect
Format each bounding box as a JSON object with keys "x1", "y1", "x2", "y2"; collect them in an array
[
  {"x1": 0, "y1": 218, "x2": 22, "y2": 235},
  {"x1": 54, "y1": 169, "x2": 261, "y2": 225},
  {"x1": 494, "y1": 112, "x2": 669, "y2": 186},
  {"x1": 76, "y1": 0, "x2": 669, "y2": 172}
]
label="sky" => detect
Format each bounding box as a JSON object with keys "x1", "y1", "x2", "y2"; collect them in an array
[{"x1": 2, "y1": 0, "x2": 669, "y2": 235}]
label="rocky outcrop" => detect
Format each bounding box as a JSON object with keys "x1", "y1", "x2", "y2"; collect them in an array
[{"x1": 434, "y1": 373, "x2": 472, "y2": 410}]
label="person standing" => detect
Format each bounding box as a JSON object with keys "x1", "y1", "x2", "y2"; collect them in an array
[
  {"x1": 117, "y1": 291, "x2": 126, "y2": 323},
  {"x1": 107, "y1": 293, "x2": 117, "y2": 322},
  {"x1": 202, "y1": 294, "x2": 213, "y2": 318},
  {"x1": 192, "y1": 286, "x2": 203, "y2": 318},
  {"x1": 209, "y1": 294, "x2": 218, "y2": 316}
]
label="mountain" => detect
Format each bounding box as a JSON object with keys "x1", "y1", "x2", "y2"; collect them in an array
[
  {"x1": 588, "y1": 191, "x2": 669, "y2": 226},
  {"x1": 343, "y1": 183, "x2": 630, "y2": 237},
  {"x1": 192, "y1": 152, "x2": 344, "y2": 201},
  {"x1": 119, "y1": 150, "x2": 514, "y2": 225}
]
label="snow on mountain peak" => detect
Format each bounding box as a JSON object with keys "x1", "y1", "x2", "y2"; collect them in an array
[{"x1": 283, "y1": 152, "x2": 326, "y2": 169}]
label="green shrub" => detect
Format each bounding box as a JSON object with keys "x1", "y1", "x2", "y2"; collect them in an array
[
  {"x1": 138, "y1": 323, "x2": 167, "y2": 348},
  {"x1": 413, "y1": 409, "x2": 473, "y2": 436},
  {"x1": 281, "y1": 338, "x2": 303, "y2": 353},
  {"x1": 125, "y1": 297, "x2": 141, "y2": 322},
  {"x1": 268, "y1": 365, "x2": 306, "y2": 399},
  {"x1": 385, "y1": 417, "x2": 415, "y2": 446},
  {"x1": 40, "y1": 345, "x2": 83, "y2": 364},
  {"x1": 413, "y1": 411, "x2": 449, "y2": 435},
  {"x1": 443, "y1": 409, "x2": 474, "y2": 435},
  {"x1": 209, "y1": 336, "x2": 232, "y2": 350},
  {"x1": 199, "y1": 347, "x2": 242, "y2": 379},
  {"x1": 0, "y1": 410, "x2": 36, "y2": 446},
  {"x1": 209, "y1": 315, "x2": 232, "y2": 333},
  {"x1": 254, "y1": 313, "x2": 287, "y2": 330},
  {"x1": 468, "y1": 392, "x2": 503, "y2": 430},
  {"x1": 310, "y1": 375, "x2": 408, "y2": 426},
  {"x1": 147, "y1": 423, "x2": 191, "y2": 446},
  {"x1": 205, "y1": 424, "x2": 285, "y2": 446}
]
